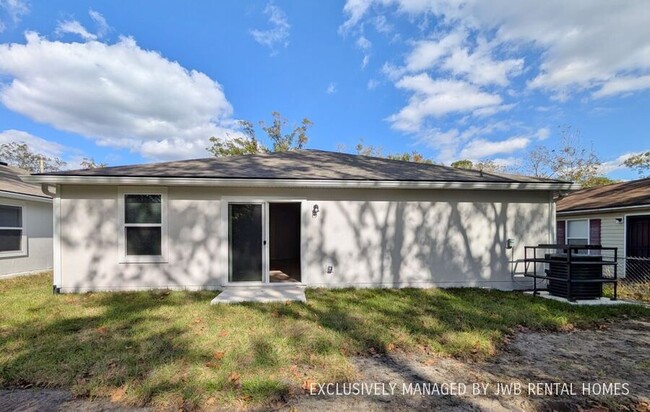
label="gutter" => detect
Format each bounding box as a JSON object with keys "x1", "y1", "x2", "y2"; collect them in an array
[
  {"x1": 0, "y1": 190, "x2": 52, "y2": 203},
  {"x1": 557, "y1": 203, "x2": 650, "y2": 215},
  {"x1": 20, "y1": 175, "x2": 575, "y2": 191}
]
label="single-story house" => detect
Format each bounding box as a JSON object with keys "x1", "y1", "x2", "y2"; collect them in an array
[
  {"x1": 556, "y1": 177, "x2": 650, "y2": 277},
  {"x1": 1, "y1": 162, "x2": 53, "y2": 278},
  {"x1": 22, "y1": 150, "x2": 572, "y2": 293}
]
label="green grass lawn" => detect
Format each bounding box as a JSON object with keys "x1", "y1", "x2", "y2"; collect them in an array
[{"x1": 1, "y1": 273, "x2": 648, "y2": 408}]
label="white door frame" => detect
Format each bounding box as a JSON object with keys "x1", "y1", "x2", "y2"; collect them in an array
[{"x1": 220, "y1": 197, "x2": 305, "y2": 286}]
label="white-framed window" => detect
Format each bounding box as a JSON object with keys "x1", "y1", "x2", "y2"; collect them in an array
[
  {"x1": 0, "y1": 203, "x2": 26, "y2": 257},
  {"x1": 566, "y1": 219, "x2": 589, "y2": 247},
  {"x1": 118, "y1": 187, "x2": 168, "y2": 263}
]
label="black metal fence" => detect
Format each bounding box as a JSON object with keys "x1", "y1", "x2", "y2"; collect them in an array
[{"x1": 603, "y1": 256, "x2": 650, "y2": 302}]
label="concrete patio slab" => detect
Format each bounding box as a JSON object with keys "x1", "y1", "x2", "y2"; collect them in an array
[
  {"x1": 210, "y1": 286, "x2": 307, "y2": 304},
  {"x1": 525, "y1": 291, "x2": 641, "y2": 306}
]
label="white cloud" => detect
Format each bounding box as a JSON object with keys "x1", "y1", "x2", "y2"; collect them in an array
[
  {"x1": 0, "y1": 129, "x2": 95, "y2": 169},
  {"x1": 593, "y1": 75, "x2": 650, "y2": 99},
  {"x1": 373, "y1": 15, "x2": 392, "y2": 33},
  {"x1": 381, "y1": 62, "x2": 405, "y2": 80},
  {"x1": 250, "y1": 1, "x2": 290, "y2": 54},
  {"x1": 399, "y1": 30, "x2": 524, "y2": 86},
  {"x1": 356, "y1": 35, "x2": 372, "y2": 68},
  {"x1": 415, "y1": 122, "x2": 533, "y2": 163},
  {"x1": 404, "y1": 30, "x2": 465, "y2": 72},
  {"x1": 367, "y1": 79, "x2": 379, "y2": 89},
  {"x1": 440, "y1": 41, "x2": 523, "y2": 86},
  {"x1": 339, "y1": 0, "x2": 373, "y2": 33},
  {"x1": 0, "y1": 129, "x2": 69, "y2": 159},
  {"x1": 536, "y1": 127, "x2": 550, "y2": 140},
  {"x1": 326, "y1": 82, "x2": 337, "y2": 94},
  {"x1": 0, "y1": 32, "x2": 236, "y2": 160},
  {"x1": 89, "y1": 10, "x2": 109, "y2": 37},
  {"x1": 356, "y1": 35, "x2": 371, "y2": 50},
  {"x1": 599, "y1": 152, "x2": 638, "y2": 175},
  {"x1": 56, "y1": 20, "x2": 97, "y2": 41},
  {"x1": 459, "y1": 136, "x2": 530, "y2": 159},
  {"x1": 0, "y1": 0, "x2": 28, "y2": 32},
  {"x1": 387, "y1": 74, "x2": 502, "y2": 132},
  {"x1": 342, "y1": 0, "x2": 650, "y2": 98}
]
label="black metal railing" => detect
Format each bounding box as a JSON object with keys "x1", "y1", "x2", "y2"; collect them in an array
[{"x1": 523, "y1": 244, "x2": 619, "y2": 301}]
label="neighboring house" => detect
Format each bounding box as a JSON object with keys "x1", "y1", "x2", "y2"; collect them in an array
[
  {"x1": 0, "y1": 162, "x2": 53, "y2": 278},
  {"x1": 555, "y1": 178, "x2": 650, "y2": 277},
  {"x1": 22, "y1": 150, "x2": 572, "y2": 293}
]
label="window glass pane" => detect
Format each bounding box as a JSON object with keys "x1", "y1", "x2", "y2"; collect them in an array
[
  {"x1": 229, "y1": 204, "x2": 263, "y2": 282},
  {"x1": 125, "y1": 195, "x2": 161, "y2": 224},
  {"x1": 567, "y1": 238, "x2": 588, "y2": 246},
  {"x1": 0, "y1": 229, "x2": 22, "y2": 252},
  {"x1": 126, "y1": 227, "x2": 161, "y2": 256},
  {"x1": 0, "y1": 205, "x2": 21, "y2": 228},
  {"x1": 567, "y1": 220, "x2": 588, "y2": 239}
]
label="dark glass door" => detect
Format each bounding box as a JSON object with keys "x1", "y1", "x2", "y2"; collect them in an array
[{"x1": 229, "y1": 203, "x2": 263, "y2": 282}]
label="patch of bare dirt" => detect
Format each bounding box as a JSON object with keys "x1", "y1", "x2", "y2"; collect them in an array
[
  {"x1": 284, "y1": 319, "x2": 650, "y2": 411},
  {"x1": 2, "y1": 320, "x2": 648, "y2": 411},
  {"x1": 0, "y1": 388, "x2": 151, "y2": 411}
]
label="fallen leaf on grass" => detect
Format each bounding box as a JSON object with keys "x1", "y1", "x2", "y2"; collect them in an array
[
  {"x1": 229, "y1": 372, "x2": 240, "y2": 383},
  {"x1": 386, "y1": 343, "x2": 396, "y2": 352},
  {"x1": 110, "y1": 387, "x2": 126, "y2": 402},
  {"x1": 302, "y1": 379, "x2": 316, "y2": 391},
  {"x1": 213, "y1": 351, "x2": 225, "y2": 360},
  {"x1": 559, "y1": 323, "x2": 575, "y2": 332},
  {"x1": 290, "y1": 365, "x2": 302, "y2": 379},
  {"x1": 96, "y1": 326, "x2": 107, "y2": 335},
  {"x1": 218, "y1": 330, "x2": 228, "y2": 337}
]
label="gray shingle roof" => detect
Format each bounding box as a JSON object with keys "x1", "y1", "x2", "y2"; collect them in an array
[
  {"x1": 556, "y1": 177, "x2": 650, "y2": 212},
  {"x1": 1, "y1": 164, "x2": 50, "y2": 198},
  {"x1": 36, "y1": 150, "x2": 566, "y2": 184}
]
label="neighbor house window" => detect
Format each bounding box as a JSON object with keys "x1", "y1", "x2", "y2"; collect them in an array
[
  {"x1": 0, "y1": 204, "x2": 23, "y2": 253},
  {"x1": 566, "y1": 220, "x2": 589, "y2": 246},
  {"x1": 119, "y1": 189, "x2": 167, "y2": 263}
]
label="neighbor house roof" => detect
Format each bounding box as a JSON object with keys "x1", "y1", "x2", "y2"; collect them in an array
[
  {"x1": 556, "y1": 177, "x2": 650, "y2": 214},
  {"x1": 0, "y1": 163, "x2": 50, "y2": 200},
  {"x1": 23, "y1": 150, "x2": 573, "y2": 190}
]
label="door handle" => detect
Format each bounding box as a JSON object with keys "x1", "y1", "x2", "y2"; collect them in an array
[{"x1": 263, "y1": 240, "x2": 267, "y2": 245}]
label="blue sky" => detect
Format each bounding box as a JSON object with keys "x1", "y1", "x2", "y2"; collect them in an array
[{"x1": 0, "y1": 1, "x2": 648, "y2": 179}]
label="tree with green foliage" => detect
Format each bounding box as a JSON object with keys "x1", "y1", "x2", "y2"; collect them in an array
[
  {"x1": 206, "y1": 112, "x2": 313, "y2": 157},
  {"x1": 523, "y1": 126, "x2": 612, "y2": 187},
  {"x1": 623, "y1": 151, "x2": 650, "y2": 177},
  {"x1": 582, "y1": 175, "x2": 619, "y2": 187},
  {"x1": 354, "y1": 139, "x2": 383, "y2": 157},
  {"x1": 386, "y1": 152, "x2": 433, "y2": 164},
  {"x1": 451, "y1": 159, "x2": 506, "y2": 173},
  {"x1": 450, "y1": 160, "x2": 474, "y2": 170},
  {"x1": 353, "y1": 139, "x2": 433, "y2": 163},
  {"x1": 0, "y1": 142, "x2": 66, "y2": 173},
  {"x1": 80, "y1": 158, "x2": 108, "y2": 169}
]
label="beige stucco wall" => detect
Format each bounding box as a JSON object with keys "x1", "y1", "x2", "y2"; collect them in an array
[
  {"x1": 57, "y1": 185, "x2": 553, "y2": 292},
  {"x1": 0, "y1": 197, "x2": 53, "y2": 278}
]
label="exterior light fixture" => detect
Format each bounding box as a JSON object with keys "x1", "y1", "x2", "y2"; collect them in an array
[{"x1": 312, "y1": 204, "x2": 320, "y2": 217}]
